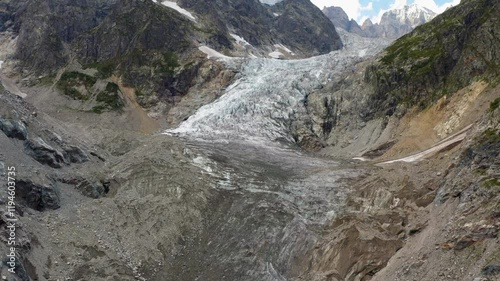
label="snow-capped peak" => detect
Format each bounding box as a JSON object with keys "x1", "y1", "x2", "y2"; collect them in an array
[{"x1": 382, "y1": 3, "x2": 436, "y2": 28}]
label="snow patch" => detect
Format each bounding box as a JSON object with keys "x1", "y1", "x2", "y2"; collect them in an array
[
  {"x1": 230, "y1": 33, "x2": 252, "y2": 47},
  {"x1": 274, "y1": 44, "x2": 294, "y2": 56},
  {"x1": 161, "y1": 1, "x2": 196, "y2": 21},
  {"x1": 198, "y1": 46, "x2": 231, "y2": 59},
  {"x1": 268, "y1": 51, "x2": 284, "y2": 59},
  {"x1": 0, "y1": 61, "x2": 3, "y2": 69},
  {"x1": 259, "y1": 0, "x2": 285, "y2": 5},
  {"x1": 380, "y1": 125, "x2": 472, "y2": 164}
]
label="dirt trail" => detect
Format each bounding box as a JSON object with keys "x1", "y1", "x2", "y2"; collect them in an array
[{"x1": 112, "y1": 75, "x2": 160, "y2": 134}]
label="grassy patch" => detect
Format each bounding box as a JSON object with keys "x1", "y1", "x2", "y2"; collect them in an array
[
  {"x1": 91, "y1": 82, "x2": 124, "y2": 113},
  {"x1": 160, "y1": 52, "x2": 179, "y2": 75},
  {"x1": 39, "y1": 73, "x2": 57, "y2": 86},
  {"x1": 84, "y1": 59, "x2": 117, "y2": 79},
  {"x1": 481, "y1": 128, "x2": 500, "y2": 142},
  {"x1": 490, "y1": 97, "x2": 500, "y2": 112},
  {"x1": 56, "y1": 71, "x2": 97, "y2": 100},
  {"x1": 482, "y1": 178, "x2": 500, "y2": 189}
]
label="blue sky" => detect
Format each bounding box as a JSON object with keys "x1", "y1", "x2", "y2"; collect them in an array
[{"x1": 311, "y1": 0, "x2": 461, "y2": 23}]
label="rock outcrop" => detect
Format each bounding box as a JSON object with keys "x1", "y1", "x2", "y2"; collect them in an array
[
  {"x1": 24, "y1": 137, "x2": 66, "y2": 168},
  {"x1": 16, "y1": 179, "x2": 61, "y2": 211},
  {"x1": 0, "y1": 117, "x2": 27, "y2": 140}
]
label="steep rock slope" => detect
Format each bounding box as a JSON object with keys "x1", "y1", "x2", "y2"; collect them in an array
[
  {"x1": 366, "y1": 0, "x2": 500, "y2": 118},
  {"x1": 322, "y1": 6, "x2": 366, "y2": 36},
  {"x1": 178, "y1": 0, "x2": 343, "y2": 56}
]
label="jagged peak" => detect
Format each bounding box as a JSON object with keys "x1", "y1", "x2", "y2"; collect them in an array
[{"x1": 362, "y1": 18, "x2": 374, "y2": 27}]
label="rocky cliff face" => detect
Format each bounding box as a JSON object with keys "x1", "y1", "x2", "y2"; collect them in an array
[
  {"x1": 15, "y1": 0, "x2": 120, "y2": 74},
  {"x1": 179, "y1": 0, "x2": 343, "y2": 56},
  {"x1": 322, "y1": 6, "x2": 365, "y2": 36}
]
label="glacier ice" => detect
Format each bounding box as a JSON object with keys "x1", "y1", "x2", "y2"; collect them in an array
[{"x1": 166, "y1": 31, "x2": 391, "y2": 145}]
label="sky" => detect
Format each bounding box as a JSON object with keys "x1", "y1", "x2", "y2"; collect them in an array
[{"x1": 311, "y1": 0, "x2": 461, "y2": 24}]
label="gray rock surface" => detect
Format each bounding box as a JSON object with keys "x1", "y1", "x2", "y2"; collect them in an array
[
  {"x1": 24, "y1": 137, "x2": 66, "y2": 168},
  {"x1": 0, "y1": 118, "x2": 27, "y2": 140},
  {"x1": 63, "y1": 145, "x2": 89, "y2": 164},
  {"x1": 179, "y1": 0, "x2": 343, "y2": 55},
  {"x1": 16, "y1": 179, "x2": 61, "y2": 211},
  {"x1": 322, "y1": 6, "x2": 365, "y2": 36}
]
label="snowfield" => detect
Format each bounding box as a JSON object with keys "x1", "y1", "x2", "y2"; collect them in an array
[
  {"x1": 230, "y1": 33, "x2": 252, "y2": 47},
  {"x1": 161, "y1": 1, "x2": 196, "y2": 21}
]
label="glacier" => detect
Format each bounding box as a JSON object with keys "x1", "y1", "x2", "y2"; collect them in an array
[{"x1": 166, "y1": 31, "x2": 391, "y2": 145}]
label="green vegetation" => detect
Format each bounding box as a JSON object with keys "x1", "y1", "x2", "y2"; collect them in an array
[
  {"x1": 56, "y1": 71, "x2": 97, "y2": 100},
  {"x1": 490, "y1": 97, "x2": 500, "y2": 112},
  {"x1": 84, "y1": 59, "x2": 117, "y2": 79},
  {"x1": 482, "y1": 178, "x2": 500, "y2": 189},
  {"x1": 367, "y1": 0, "x2": 499, "y2": 118},
  {"x1": 481, "y1": 128, "x2": 500, "y2": 142},
  {"x1": 161, "y1": 52, "x2": 180, "y2": 74},
  {"x1": 60, "y1": 71, "x2": 96, "y2": 87},
  {"x1": 92, "y1": 82, "x2": 124, "y2": 113},
  {"x1": 105, "y1": 82, "x2": 119, "y2": 93},
  {"x1": 39, "y1": 73, "x2": 57, "y2": 86}
]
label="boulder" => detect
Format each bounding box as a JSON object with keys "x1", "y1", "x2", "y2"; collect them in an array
[
  {"x1": 24, "y1": 137, "x2": 66, "y2": 168},
  {"x1": 0, "y1": 118, "x2": 28, "y2": 140},
  {"x1": 16, "y1": 180, "x2": 61, "y2": 211},
  {"x1": 64, "y1": 145, "x2": 90, "y2": 163},
  {"x1": 482, "y1": 264, "x2": 500, "y2": 276},
  {"x1": 58, "y1": 176, "x2": 108, "y2": 198}
]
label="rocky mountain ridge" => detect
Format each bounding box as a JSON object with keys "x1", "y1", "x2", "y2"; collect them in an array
[
  {"x1": 323, "y1": 3, "x2": 436, "y2": 38},
  {"x1": 0, "y1": 0, "x2": 343, "y2": 125}
]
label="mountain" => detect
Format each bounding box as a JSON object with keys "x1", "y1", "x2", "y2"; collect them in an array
[
  {"x1": 0, "y1": 0, "x2": 499, "y2": 280},
  {"x1": 322, "y1": 6, "x2": 365, "y2": 36},
  {"x1": 10, "y1": 0, "x2": 342, "y2": 76},
  {"x1": 376, "y1": 3, "x2": 437, "y2": 38},
  {"x1": 1, "y1": 0, "x2": 343, "y2": 121},
  {"x1": 323, "y1": 3, "x2": 436, "y2": 39},
  {"x1": 178, "y1": 0, "x2": 343, "y2": 56}
]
